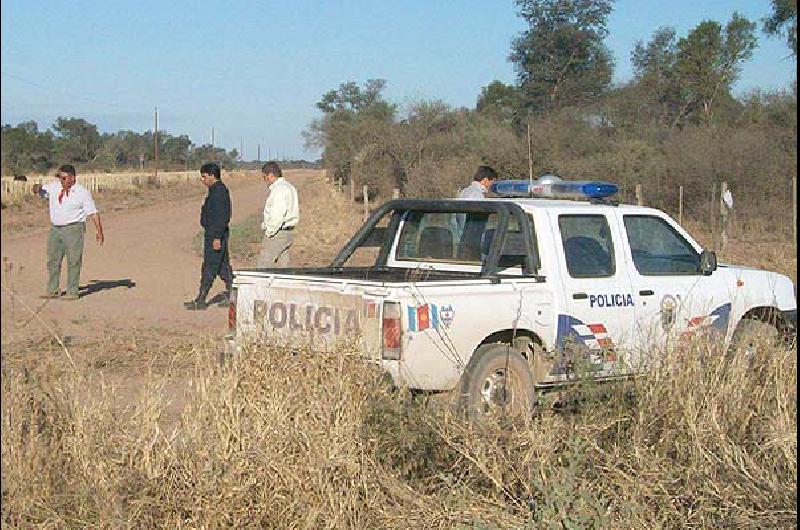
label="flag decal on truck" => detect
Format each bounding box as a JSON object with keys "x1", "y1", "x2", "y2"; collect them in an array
[
  {"x1": 407, "y1": 303, "x2": 441, "y2": 332},
  {"x1": 679, "y1": 303, "x2": 731, "y2": 341},
  {"x1": 557, "y1": 314, "x2": 616, "y2": 357}
]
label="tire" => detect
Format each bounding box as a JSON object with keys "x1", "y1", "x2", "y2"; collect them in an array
[
  {"x1": 458, "y1": 343, "x2": 536, "y2": 419},
  {"x1": 730, "y1": 319, "x2": 780, "y2": 360}
]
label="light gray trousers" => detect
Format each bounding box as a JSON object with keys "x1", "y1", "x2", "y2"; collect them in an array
[
  {"x1": 47, "y1": 222, "x2": 85, "y2": 295},
  {"x1": 256, "y1": 230, "x2": 294, "y2": 268}
]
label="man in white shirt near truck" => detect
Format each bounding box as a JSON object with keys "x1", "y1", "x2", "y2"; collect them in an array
[
  {"x1": 32, "y1": 164, "x2": 105, "y2": 300},
  {"x1": 257, "y1": 161, "x2": 299, "y2": 268}
]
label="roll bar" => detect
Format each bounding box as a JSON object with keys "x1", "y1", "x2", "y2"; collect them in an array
[{"x1": 331, "y1": 199, "x2": 540, "y2": 278}]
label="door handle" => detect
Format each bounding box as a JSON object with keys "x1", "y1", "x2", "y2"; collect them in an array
[
  {"x1": 572, "y1": 292, "x2": 588, "y2": 300},
  {"x1": 639, "y1": 289, "x2": 654, "y2": 296}
]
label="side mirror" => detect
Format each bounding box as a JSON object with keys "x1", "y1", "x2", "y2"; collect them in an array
[{"x1": 699, "y1": 250, "x2": 717, "y2": 275}]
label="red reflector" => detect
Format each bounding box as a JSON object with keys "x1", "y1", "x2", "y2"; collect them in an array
[
  {"x1": 383, "y1": 317, "x2": 401, "y2": 349},
  {"x1": 228, "y1": 288, "x2": 237, "y2": 330},
  {"x1": 382, "y1": 301, "x2": 402, "y2": 360}
]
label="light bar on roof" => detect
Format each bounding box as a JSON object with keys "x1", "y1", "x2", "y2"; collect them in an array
[{"x1": 491, "y1": 179, "x2": 618, "y2": 200}]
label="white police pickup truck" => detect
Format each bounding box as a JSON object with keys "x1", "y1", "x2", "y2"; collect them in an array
[{"x1": 228, "y1": 178, "x2": 796, "y2": 415}]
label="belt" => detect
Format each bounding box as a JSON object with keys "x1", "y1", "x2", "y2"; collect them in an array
[
  {"x1": 52, "y1": 221, "x2": 84, "y2": 228},
  {"x1": 282, "y1": 225, "x2": 295, "y2": 231}
]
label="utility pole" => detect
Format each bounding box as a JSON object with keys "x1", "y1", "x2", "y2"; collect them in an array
[
  {"x1": 240, "y1": 137, "x2": 243, "y2": 161},
  {"x1": 211, "y1": 127, "x2": 215, "y2": 148},
  {"x1": 257, "y1": 144, "x2": 261, "y2": 161},
  {"x1": 154, "y1": 106, "x2": 159, "y2": 181},
  {"x1": 267, "y1": 147, "x2": 271, "y2": 161},
  {"x1": 526, "y1": 118, "x2": 533, "y2": 184}
]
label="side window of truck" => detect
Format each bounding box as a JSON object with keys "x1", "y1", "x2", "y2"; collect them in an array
[
  {"x1": 558, "y1": 214, "x2": 615, "y2": 278},
  {"x1": 623, "y1": 215, "x2": 700, "y2": 275}
]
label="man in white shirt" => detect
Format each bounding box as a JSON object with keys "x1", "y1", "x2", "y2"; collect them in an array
[
  {"x1": 257, "y1": 161, "x2": 299, "y2": 268},
  {"x1": 457, "y1": 165, "x2": 498, "y2": 199},
  {"x1": 32, "y1": 164, "x2": 104, "y2": 300},
  {"x1": 454, "y1": 165, "x2": 498, "y2": 242}
]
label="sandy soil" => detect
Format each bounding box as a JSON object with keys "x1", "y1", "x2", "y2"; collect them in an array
[{"x1": 0, "y1": 170, "x2": 335, "y2": 346}]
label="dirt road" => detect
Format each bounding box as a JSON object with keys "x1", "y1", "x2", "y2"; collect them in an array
[{"x1": 0, "y1": 169, "x2": 325, "y2": 344}]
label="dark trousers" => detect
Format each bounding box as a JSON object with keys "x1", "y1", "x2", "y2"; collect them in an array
[{"x1": 197, "y1": 231, "x2": 232, "y2": 301}]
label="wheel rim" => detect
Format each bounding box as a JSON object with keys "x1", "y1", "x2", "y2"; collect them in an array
[{"x1": 479, "y1": 368, "x2": 516, "y2": 414}]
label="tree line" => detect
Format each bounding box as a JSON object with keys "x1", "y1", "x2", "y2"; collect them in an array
[
  {"x1": 306, "y1": 0, "x2": 797, "y2": 233},
  {"x1": 1, "y1": 116, "x2": 241, "y2": 176}
]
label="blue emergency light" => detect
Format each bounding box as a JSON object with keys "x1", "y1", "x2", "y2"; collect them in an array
[{"x1": 491, "y1": 177, "x2": 618, "y2": 200}]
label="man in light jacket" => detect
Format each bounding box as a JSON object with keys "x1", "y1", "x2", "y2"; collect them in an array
[{"x1": 257, "y1": 161, "x2": 299, "y2": 268}]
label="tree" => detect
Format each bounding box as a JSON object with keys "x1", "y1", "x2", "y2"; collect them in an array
[
  {"x1": 509, "y1": 0, "x2": 614, "y2": 112},
  {"x1": 476, "y1": 80, "x2": 522, "y2": 125},
  {"x1": 316, "y1": 79, "x2": 390, "y2": 113},
  {"x1": 630, "y1": 14, "x2": 757, "y2": 127},
  {"x1": 52, "y1": 116, "x2": 103, "y2": 164},
  {"x1": 632, "y1": 26, "x2": 677, "y2": 85},
  {"x1": 161, "y1": 134, "x2": 192, "y2": 168},
  {"x1": 673, "y1": 14, "x2": 757, "y2": 124},
  {"x1": 1, "y1": 121, "x2": 55, "y2": 175},
  {"x1": 308, "y1": 80, "x2": 396, "y2": 185},
  {"x1": 763, "y1": 0, "x2": 797, "y2": 57},
  {"x1": 631, "y1": 27, "x2": 681, "y2": 125}
]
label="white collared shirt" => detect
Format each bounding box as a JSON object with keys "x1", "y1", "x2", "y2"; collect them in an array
[
  {"x1": 41, "y1": 180, "x2": 98, "y2": 226},
  {"x1": 261, "y1": 177, "x2": 299, "y2": 237},
  {"x1": 457, "y1": 181, "x2": 488, "y2": 199}
]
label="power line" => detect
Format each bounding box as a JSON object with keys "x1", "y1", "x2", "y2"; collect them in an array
[{"x1": 0, "y1": 69, "x2": 121, "y2": 108}]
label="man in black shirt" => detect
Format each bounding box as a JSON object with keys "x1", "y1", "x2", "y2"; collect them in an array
[{"x1": 184, "y1": 162, "x2": 233, "y2": 310}]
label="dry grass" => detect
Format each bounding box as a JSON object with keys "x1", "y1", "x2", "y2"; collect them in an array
[{"x1": 1, "y1": 330, "x2": 795, "y2": 528}]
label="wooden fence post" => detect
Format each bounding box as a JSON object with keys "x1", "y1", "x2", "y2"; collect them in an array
[
  {"x1": 635, "y1": 184, "x2": 643, "y2": 206},
  {"x1": 710, "y1": 182, "x2": 718, "y2": 249},
  {"x1": 793, "y1": 176, "x2": 797, "y2": 249},
  {"x1": 719, "y1": 181, "x2": 729, "y2": 251},
  {"x1": 678, "y1": 185, "x2": 683, "y2": 226},
  {"x1": 392, "y1": 188, "x2": 400, "y2": 199},
  {"x1": 363, "y1": 185, "x2": 369, "y2": 221}
]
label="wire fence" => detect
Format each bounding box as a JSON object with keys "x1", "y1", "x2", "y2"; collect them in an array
[{"x1": 0, "y1": 171, "x2": 198, "y2": 206}]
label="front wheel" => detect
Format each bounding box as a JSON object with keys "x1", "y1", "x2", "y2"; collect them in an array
[
  {"x1": 458, "y1": 343, "x2": 535, "y2": 419},
  {"x1": 730, "y1": 319, "x2": 780, "y2": 361}
]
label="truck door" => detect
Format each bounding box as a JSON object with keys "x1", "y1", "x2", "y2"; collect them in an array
[
  {"x1": 617, "y1": 213, "x2": 732, "y2": 364},
  {"x1": 554, "y1": 212, "x2": 636, "y2": 376}
]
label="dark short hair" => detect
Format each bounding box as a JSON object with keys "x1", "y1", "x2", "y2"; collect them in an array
[
  {"x1": 473, "y1": 165, "x2": 497, "y2": 182},
  {"x1": 200, "y1": 162, "x2": 221, "y2": 180},
  {"x1": 262, "y1": 161, "x2": 282, "y2": 178},
  {"x1": 58, "y1": 164, "x2": 77, "y2": 177}
]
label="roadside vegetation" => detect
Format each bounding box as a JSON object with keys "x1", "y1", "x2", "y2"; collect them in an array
[
  {"x1": 1, "y1": 330, "x2": 795, "y2": 527},
  {"x1": 306, "y1": 1, "x2": 797, "y2": 244}
]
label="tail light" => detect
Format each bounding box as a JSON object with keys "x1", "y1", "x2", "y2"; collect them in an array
[
  {"x1": 228, "y1": 287, "x2": 238, "y2": 331},
  {"x1": 382, "y1": 301, "x2": 402, "y2": 360}
]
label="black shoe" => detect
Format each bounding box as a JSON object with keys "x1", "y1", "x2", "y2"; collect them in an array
[
  {"x1": 184, "y1": 299, "x2": 208, "y2": 310},
  {"x1": 217, "y1": 292, "x2": 231, "y2": 307}
]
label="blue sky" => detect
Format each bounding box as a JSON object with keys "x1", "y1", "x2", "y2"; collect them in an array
[{"x1": 1, "y1": 0, "x2": 795, "y2": 160}]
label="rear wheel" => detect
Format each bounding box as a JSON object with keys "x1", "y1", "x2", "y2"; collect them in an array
[{"x1": 459, "y1": 343, "x2": 535, "y2": 419}]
